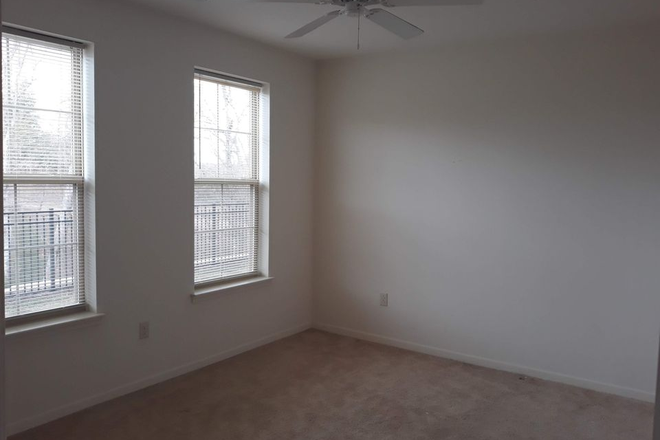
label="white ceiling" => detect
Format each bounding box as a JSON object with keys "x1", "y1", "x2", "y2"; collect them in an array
[{"x1": 124, "y1": 0, "x2": 660, "y2": 58}]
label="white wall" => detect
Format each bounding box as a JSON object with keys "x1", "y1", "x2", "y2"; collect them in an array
[
  {"x1": 315, "y1": 24, "x2": 660, "y2": 401},
  {"x1": 3, "y1": 0, "x2": 315, "y2": 434}
]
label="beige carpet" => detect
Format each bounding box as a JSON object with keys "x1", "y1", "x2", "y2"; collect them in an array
[{"x1": 12, "y1": 329, "x2": 654, "y2": 440}]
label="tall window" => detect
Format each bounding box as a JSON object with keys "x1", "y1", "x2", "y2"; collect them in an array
[
  {"x1": 3, "y1": 30, "x2": 86, "y2": 318},
  {"x1": 194, "y1": 70, "x2": 262, "y2": 286}
]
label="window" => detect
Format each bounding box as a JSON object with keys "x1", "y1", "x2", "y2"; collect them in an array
[
  {"x1": 3, "y1": 29, "x2": 87, "y2": 319},
  {"x1": 194, "y1": 70, "x2": 263, "y2": 286}
]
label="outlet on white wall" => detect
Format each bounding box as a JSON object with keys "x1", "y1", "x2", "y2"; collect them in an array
[
  {"x1": 380, "y1": 293, "x2": 389, "y2": 307},
  {"x1": 139, "y1": 322, "x2": 150, "y2": 340}
]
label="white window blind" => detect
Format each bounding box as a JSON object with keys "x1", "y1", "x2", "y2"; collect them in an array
[
  {"x1": 194, "y1": 71, "x2": 261, "y2": 285},
  {"x1": 2, "y1": 30, "x2": 86, "y2": 318}
]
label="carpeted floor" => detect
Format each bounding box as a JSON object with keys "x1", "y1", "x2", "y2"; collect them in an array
[{"x1": 11, "y1": 329, "x2": 654, "y2": 440}]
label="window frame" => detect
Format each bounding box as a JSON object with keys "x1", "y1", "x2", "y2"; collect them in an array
[
  {"x1": 2, "y1": 26, "x2": 92, "y2": 324},
  {"x1": 193, "y1": 68, "x2": 269, "y2": 290}
]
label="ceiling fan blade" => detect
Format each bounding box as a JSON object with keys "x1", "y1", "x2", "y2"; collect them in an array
[
  {"x1": 286, "y1": 10, "x2": 342, "y2": 38},
  {"x1": 365, "y1": 8, "x2": 423, "y2": 39},
  {"x1": 383, "y1": 0, "x2": 483, "y2": 6}
]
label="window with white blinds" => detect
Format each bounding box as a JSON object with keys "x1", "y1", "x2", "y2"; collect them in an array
[
  {"x1": 194, "y1": 70, "x2": 262, "y2": 285},
  {"x1": 2, "y1": 30, "x2": 86, "y2": 319}
]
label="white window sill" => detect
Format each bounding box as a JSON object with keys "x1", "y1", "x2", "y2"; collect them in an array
[
  {"x1": 192, "y1": 276, "x2": 273, "y2": 303},
  {"x1": 5, "y1": 311, "x2": 104, "y2": 339}
]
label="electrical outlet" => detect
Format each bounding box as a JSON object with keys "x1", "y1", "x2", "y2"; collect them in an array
[
  {"x1": 380, "y1": 293, "x2": 389, "y2": 307},
  {"x1": 139, "y1": 321, "x2": 150, "y2": 340}
]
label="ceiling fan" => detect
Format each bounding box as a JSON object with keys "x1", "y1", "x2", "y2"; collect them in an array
[{"x1": 256, "y1": 0, "x2": 483, "y2": 41}]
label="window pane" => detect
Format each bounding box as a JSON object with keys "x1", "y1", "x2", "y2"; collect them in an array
[
  {"x1": 2, "y1": 33, "x2": 83, "y2": 178},
  {"x1": 2, "y1": 36, "x2": 78, "y2": 113},
  {"x1": 194, "y1": 129, "x2": 255, "y2": 180},
  {"x1": 196, "y1": 79, "x2": 253, "y2": 133},
  {"x1": 3, "y1": 183, "x2": 84, "y2": 318},
  {"x1": 194, "y1": 75, "x2": 258, "y2": 180},
  {"x1": 194, "y1": 183, "x2": 258, "y2": 283},
  {"x1": 3, "y1": 108, "x2": 78, "y2": 176}
]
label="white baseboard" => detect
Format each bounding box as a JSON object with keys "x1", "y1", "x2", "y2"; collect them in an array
[
  {"x1": 314, "y1": 323, "x2": 655, "y2": 403},
  {"x1": 8, "y1": 323, "x2": 311, "y2": 436}
]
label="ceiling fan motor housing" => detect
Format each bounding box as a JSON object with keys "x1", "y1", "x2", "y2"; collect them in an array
[
  {"x1": 330, "y1": 0, "x2": 383, "y2": 16},
  {"x1": 343, "y1": 2, "x2": 364, "y2": 16}
]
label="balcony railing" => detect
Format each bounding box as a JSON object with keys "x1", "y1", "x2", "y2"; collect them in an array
[
  {"x1": 3, "y1": 208, "x2": 79, "y2": 317},
  {"x1": 194, "y1": 202, "x2": 257, "y2": 281}
]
